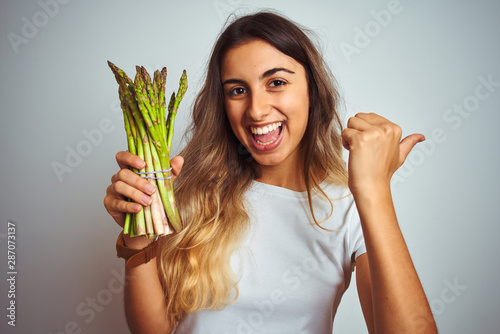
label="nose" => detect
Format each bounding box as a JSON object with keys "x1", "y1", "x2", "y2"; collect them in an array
[{"x1": 246, "y1": 89, "x2": 270, "y2": 122}]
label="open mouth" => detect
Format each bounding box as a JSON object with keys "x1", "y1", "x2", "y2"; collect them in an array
[{"x1": 248, "y1": 121, "x2": 284, "y2": 150}]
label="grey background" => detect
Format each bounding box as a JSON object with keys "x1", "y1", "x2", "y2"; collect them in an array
[{"x1": 1, "y1": 0, "x2": 499, "y2": 333}]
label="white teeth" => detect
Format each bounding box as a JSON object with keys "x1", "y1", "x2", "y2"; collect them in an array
[
  {"x1": 250, "y1": 122, "x2": 282, "y2": 134},
  {"x1": 256, "y1": 135, "x2": 279, "y2": 146}
]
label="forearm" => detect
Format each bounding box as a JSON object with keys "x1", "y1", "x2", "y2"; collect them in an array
[
  {"x1": 123, "y1": 237, "x2": 172, "y2": 333},
  {"x1": 353, "y1": 185, "x2": 437, "y2": 333}
]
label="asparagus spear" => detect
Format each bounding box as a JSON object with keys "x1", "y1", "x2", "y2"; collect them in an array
[{"x1": 166, "y1": 70, "x2": 188, "y2": 154}]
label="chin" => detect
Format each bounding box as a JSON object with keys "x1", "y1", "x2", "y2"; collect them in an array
[{"x1": 250, "y1": 151, "x2": 288, "y2": 167}]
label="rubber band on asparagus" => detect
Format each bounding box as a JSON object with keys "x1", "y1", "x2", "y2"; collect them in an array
[{"x1": 135, "y1": 167, "x2": 173, "y2": 180}]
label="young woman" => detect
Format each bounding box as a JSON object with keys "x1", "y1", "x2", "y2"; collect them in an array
[{"x1": 104, "y1": 12, "x2": 437, "y2": 333}]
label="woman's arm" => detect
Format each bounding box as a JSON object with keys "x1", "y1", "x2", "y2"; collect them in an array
[
  {"x1": 123, "y1": 237, "x2": 173, "y2": 334},
  {"x1": 354, "y1": 187, "x2": 436, "y2": 333},
  {"x1": 104, "y1": 152, "x2": 184, "y2": 333},
  {"x1": 355, "y1": 254, "x2": 374, "y2": 333},
  {"x1": 342, "y1": 113, "x2": 437, "y2": 333}
]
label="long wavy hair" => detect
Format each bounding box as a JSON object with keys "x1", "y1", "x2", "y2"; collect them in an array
[{"x1": 159, "y1": 11, "x2": 348, "y2": 325}]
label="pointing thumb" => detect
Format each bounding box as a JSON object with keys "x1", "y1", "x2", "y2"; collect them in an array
[{"x1": 399, "y1": 134, "x2": 425, "y2": 164}]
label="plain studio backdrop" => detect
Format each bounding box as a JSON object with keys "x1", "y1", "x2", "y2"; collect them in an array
[{"x1": 1, "y1": 0, "x2": 499, "y2": 333}]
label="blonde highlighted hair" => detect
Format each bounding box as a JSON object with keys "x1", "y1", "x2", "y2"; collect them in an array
[{"x1": 159, "y1": 11, "x2": 348, "y2": 325}]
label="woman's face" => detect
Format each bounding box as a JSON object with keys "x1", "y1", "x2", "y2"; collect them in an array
[{"x1": 221, "y1": 39, "x2": 309, "y2": 170}]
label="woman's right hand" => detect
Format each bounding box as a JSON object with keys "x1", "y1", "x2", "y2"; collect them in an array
[{"x1": 103, "y1": 151, "x2": 184, "y2": 248}]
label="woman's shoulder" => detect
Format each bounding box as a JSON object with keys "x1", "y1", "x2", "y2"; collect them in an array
[
  {"x1": 313, "y1": 181, "x2": 358, "y2": 225},
  {"x1": 318, "y1": 180, "x2": 353, "y2": 201}
]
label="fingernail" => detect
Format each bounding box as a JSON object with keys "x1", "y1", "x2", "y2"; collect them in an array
[
  {"x1": 133, "y1": 204, "x2": 142, "y2": 212},
  {"x1": 136, "y1": 159, "x2": 145, "y2": 168},
  {"x1": 142, "y1": 195, "x2": 152, "y2": 205},
  {"x1": 145, "y1": 183, "x2": 156, "y2": 194},
  {"x1": 419, "y1": 136, "x2": 426, "y2": 142}
]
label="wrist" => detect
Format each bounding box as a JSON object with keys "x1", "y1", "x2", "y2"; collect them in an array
[
  {"x1": 122, "y1": 233, "x2": 155, "y2": 250},
  {"x1": 116, "y1": 231, "x2": 160, "y2": 268},
  {"x1": 349, "y1": 180, "x2": 392, "y2": 199},
  {"x1": 350, "y1": 182, "x2": 397, "y2": 229}
]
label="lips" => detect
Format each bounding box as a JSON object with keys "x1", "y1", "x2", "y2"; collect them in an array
[{"x1": 247, "y1": 121, "x2": 284, "y2": 151}]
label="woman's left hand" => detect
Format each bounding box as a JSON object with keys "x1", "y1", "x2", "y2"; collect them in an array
[{"x1": 341, "y1": 112, "x2": 424, "y2": 195}]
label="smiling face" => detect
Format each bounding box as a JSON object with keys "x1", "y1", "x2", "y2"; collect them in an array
[{"x1": 221, "y1": 39, "x2": 310, "y2": 174}]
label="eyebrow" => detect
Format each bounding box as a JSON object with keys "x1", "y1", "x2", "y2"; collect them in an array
[
  {"x1": 222, "y1": 67, "x2": 295, "y2": 86},
  {"x1": 260, "y1": 67, "x2": 295, "y2": 80}
]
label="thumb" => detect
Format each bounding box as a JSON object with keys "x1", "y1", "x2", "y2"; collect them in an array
[{"x1": 399, "y1": 134, "x2": 425, "y2": 163}]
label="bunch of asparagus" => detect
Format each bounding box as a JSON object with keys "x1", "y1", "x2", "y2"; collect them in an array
[{"x1": 108, "y1": 61, "x2": 187, "y2": 238}]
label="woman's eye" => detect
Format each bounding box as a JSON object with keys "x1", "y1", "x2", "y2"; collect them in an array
[
  {"x1": 229, "y1": 87, "x2": 246, "y2": 96},
  {"x1": 269, "y1": 79, "x2": 286, "y2": 88}
]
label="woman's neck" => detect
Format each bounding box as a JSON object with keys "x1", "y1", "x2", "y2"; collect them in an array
[{"x1": 254, "y1": 153, "x2": 306, "y2": 192}]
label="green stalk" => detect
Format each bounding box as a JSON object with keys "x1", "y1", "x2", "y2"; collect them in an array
[
  {"x1": 166, "y1": 70, "x2": 188, "y2": 155},
  {"x1": 133, "y1": 96, "x2": 164, "y2": 238},
  {"x1": 138, "y1": 67, "x2": 158, "y2": 129},
  {"x1": 122, "y1": 108, "x2": 134, "y2": 235},
  {"x1": 134, "y1": 130, "x2": 148, "y2": 237},
  {"x1": 134, "y1": 72, "x2": 165, "y2": 152},
  {"x1": 155, "y1": 70, "x2": 187, "y2": 232},
  {"x1": 118, "y1": 83, "x2": 147, "y2": 236},
  {"x1": 154, "y1": 69, "x2": 166, "y2": 142},
  {"x1": 165, "y1": 92, "x2": 175, "y2": 141},
  {"x1": 108, "y1": 61, "x2": 133, "y2": 87},
  {"x1": 125, "y1": 93, "x2": 156, "y2": 238},
  {"x1": 149, "y1": 134, "x2": 180, "y2": 231},
  {"x1": 160, "y1": 68, "x2": 168, "y2": 141},
  {"x1": 146, "y1": 132, "x2": 169, "y2": 235},
  {"x1": 128, "y1": 110, "x2": 146, "y2": 236},
  {"x1": 143, "y1": 135, "x2": 163, "y2": 238}
]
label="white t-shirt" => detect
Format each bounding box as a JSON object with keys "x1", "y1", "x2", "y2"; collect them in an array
[{"x1": 175, "y1": 181, "x2": 366, "y2": 334}]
